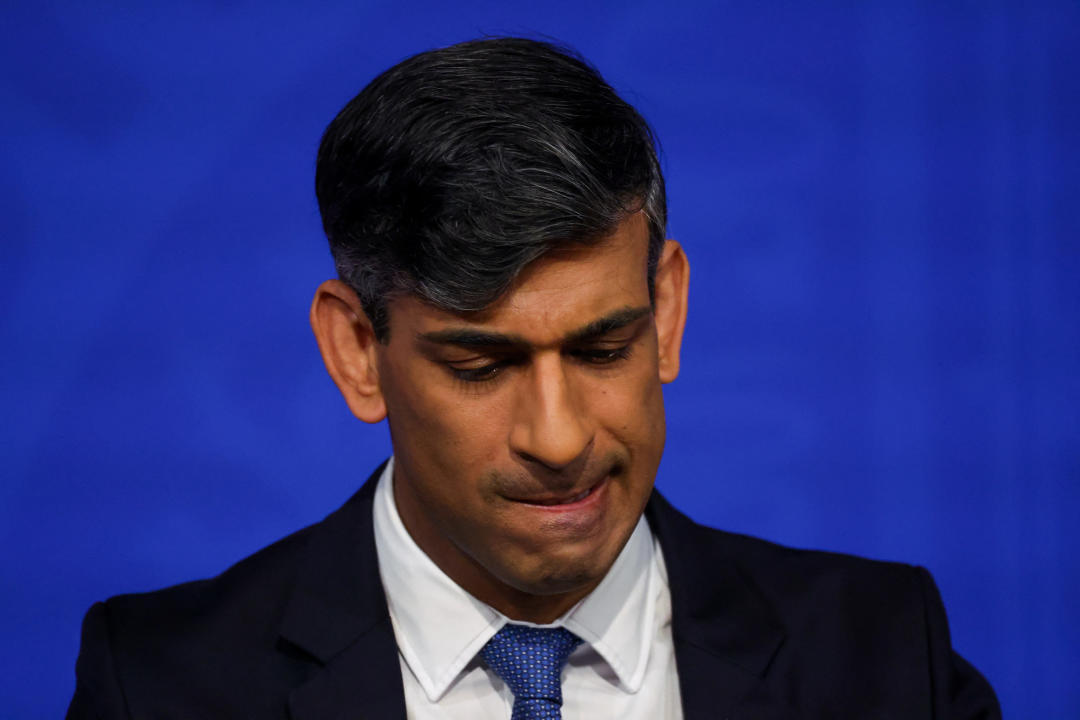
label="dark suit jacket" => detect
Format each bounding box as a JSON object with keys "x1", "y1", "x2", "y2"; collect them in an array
[{"x1": 68, "y1": 465, "x2": 1000, "y2": 719}]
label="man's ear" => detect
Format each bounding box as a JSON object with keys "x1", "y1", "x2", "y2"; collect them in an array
[
  {"x1": 310, "y1": 279, "x2": 387, "y2": 423},
  {"x1": 654, "y1": 240, "x2": 690, "y2": 383}
]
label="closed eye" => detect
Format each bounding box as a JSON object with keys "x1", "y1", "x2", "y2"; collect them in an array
[
  {"x1": 447, "y1": 358, "x2": 514, "y2": 383},
  {"x1": 447, "y1": 346, "x2": 630, "y2": 383},
  {"x1": 571, "y1": 345, "x2": 633, "y2": 365}
]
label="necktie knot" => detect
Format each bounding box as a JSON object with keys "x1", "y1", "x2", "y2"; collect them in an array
[{"x1": 480, "y1": 624, "x2": 582, "y2": 719}]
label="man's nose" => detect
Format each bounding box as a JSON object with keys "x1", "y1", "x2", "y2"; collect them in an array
[{"x1": 509, "y1": 354, "x2": 593, "y2": 471}]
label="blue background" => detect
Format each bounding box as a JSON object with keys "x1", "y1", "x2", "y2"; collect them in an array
[{"x1": 2, "y1": 2, "x2": 1077, "y2": 717}]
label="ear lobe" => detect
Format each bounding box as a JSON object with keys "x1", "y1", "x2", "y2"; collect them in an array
[
  {"x1": 653, "y1": 240, "x2": 689, "y2": 384},
  {"x1": 310, "y1": 279, "x2": 387, "y2": 423}
]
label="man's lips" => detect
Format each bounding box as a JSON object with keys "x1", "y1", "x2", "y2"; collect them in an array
[{"x1": 505, "y1": 474, "x2": 607, "y2": 507}]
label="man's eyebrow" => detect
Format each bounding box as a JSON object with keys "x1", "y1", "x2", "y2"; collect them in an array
[
  {"x1": 417, "y1": 328, "x2": 528, "y2": 348},
  {"x1": 564, "y1": 305, "x2": 652, "y2": 343},
  {"x1": 417, "y1": 306, "x2": 652, "y2": 349}
]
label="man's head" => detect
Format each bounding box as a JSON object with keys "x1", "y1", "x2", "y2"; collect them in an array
[
  {"x1": 311, "y1": 38, "x2": 689, "y2": 622},
  {"x1": 314, "y1": 37, "x2": 667, "y2": 340}
]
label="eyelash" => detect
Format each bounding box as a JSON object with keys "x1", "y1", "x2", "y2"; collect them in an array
[
  {"x1": 450, "y1": 361, "x2": 511, "y2": 383},
  {"x1": 448, "y1": 346, "x2": 633, "y2": 384}
]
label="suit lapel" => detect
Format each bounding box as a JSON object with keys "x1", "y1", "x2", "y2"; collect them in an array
[
  {"x1": 286, "y1": 621, "x2": 404, "y2": 720},
  {"x1": 278, "y1": 463, "x2": 408, "y2": 720},
  {"x1": 646, "y1": 491, "x2": 789, "y2": 720}
]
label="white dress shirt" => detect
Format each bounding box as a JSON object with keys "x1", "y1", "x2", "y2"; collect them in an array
[{"x1": 372, "y1": 458, "x2": 683, "y2": 719}]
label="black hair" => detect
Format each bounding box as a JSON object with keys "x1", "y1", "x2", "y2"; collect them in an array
[{"x1": 315, "y1": 37, "x2": 666, "y2": 340}]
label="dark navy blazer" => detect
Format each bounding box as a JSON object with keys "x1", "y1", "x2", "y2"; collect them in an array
[{"x1": 68, "y1": 464, "x2": 1000, "y2": 719}]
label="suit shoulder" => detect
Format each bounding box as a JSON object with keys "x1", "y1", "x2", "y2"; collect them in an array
[
  {"x1": 90, "y1": 517, "x2": 325, "y2": 695},
  {"x1": 687, "y1": 521, "x2": 926, "y2": 613},
  {"x1": 106, "y1": 519, "x2": 315, "y2": 628},
  {"x1": 710, "y1": 523, "x2": 917, "y2": 581},
  {"x1": 72, "y1": 520, "x2": 325, "y2": 717},
  {"x1": 70, "y1": 475, "x2": 386, "y2": 717},
  {"x1": 649, "y1": 490, "x2": 917, "y2": 585}
]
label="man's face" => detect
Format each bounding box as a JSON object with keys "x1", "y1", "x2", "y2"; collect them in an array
[{"x1": 372, "y1": 213, "x2": 685, "y2": 620}]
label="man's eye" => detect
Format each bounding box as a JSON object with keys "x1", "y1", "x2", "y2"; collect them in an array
[
  {"x1": 448, "y1": 360, "x2": 507, "y2": 383},
  {"x1": 573, "y1": 346, "x2": 632, "y2": 364}
]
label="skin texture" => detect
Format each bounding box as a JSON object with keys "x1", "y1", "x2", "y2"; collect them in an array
[{"x1": 311, "y1": 212, "x2": 689, "y2": 622}]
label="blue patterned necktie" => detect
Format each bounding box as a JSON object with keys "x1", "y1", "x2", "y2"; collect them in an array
[{"x1": 480, "y1": 624, "x2": 583, "y2": 720}]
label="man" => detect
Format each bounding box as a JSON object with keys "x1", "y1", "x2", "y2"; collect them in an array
[{"x1": 68, "y1": 38, "x2": 1000, "y2": 719}]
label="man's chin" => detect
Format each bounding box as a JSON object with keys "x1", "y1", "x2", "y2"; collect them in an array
[
  {"x1": 497, "y1": 512, "x2": 640, "y2": 601},
  {"x1": 493, "y1": 547, "x2": 615, "y2": 602},
  {"x1": 512, "y1": 568, "x2": 599, "y2": 598}
]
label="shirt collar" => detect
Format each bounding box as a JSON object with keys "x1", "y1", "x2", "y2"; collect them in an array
[{"x1": 372, "y1": 458, "x2": 658, "y2": 701}]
